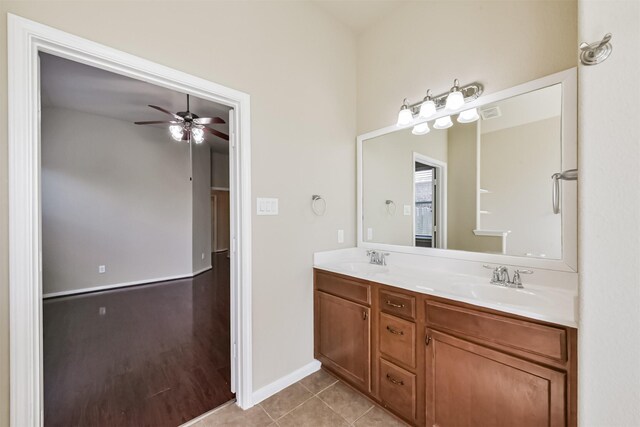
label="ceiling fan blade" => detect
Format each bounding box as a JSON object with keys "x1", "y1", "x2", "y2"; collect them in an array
[
  {"x1": 203, "y1": 126, "x2": 230, "y2": 141},
  {"x1": 193, "y1": 117, "x2": 226, "y2": 125},
  {"x1": 148, "y1": 105, "x2": 183, "y2": 121},
  {"x1": 134, "y1": 120, "x2": 180, "y2": 125}
]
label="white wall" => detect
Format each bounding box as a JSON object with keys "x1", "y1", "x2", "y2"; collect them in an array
[
  {"x1": 0, "y1": 2, "x2": 357, "y2": 419},
  {"x1": 578, "y1": 0, "x2": 640, "y2": 424},
  {"x1": 211, "y1": 151, "x2": 230, "y2": 189},
  {"x1": 192, "y1": 141, "x2": 212, "y2": 273},
  {"x1": 41, "y1": 107, "x2": 199, "y2": 295}
]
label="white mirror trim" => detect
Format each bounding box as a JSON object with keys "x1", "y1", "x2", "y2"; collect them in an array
[{"x1": 357, "y1": 68, "x2": 577, "y2": 272}]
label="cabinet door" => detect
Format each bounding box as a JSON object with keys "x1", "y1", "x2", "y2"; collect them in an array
[
  {"x1": 426, "y1": 329, "x2": 566, "y2": 427},
  {"x1": 315, "y1": 291, "x2": 371, "y2": 391}
]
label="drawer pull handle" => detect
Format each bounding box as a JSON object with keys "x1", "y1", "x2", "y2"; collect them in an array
[
  {"x1": 385, "y1": 300, "x2": 405, "y2": 308},
  {"x1": 386, "y1": 326, "x2": 404, "y2": 335},
  {"x1": 386, "y1": 374, "x2": 404, "y2": 386}
]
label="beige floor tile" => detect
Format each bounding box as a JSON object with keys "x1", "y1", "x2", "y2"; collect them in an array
[
  {"x1": 192, "y1": 403, "x2": 273, "y2": 426},
  {"x1": 299, "y1": 369, "x2": 338, "y2": 394},
  {"x1": 260, "y1": 382, "x2": 313, "y2": 420},
  {"x1": 277, "y1": 397, "x2": 349, "y2": 427},
  {"x1": 317, "y1": 381, "x2": 374, "y2": 424},
  {"x1": 353, "y1": 406, "x2": 408, "y2": 427}
]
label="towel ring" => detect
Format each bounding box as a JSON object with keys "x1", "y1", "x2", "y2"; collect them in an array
[
  {"x1": 385, "y1": 200, "x2": 396, "y2": 215},
  {"x1": 312, "y1": 195, "x2": 326, "y2": 216}
]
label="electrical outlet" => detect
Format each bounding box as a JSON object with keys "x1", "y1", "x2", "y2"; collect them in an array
[
  {"x1": 367, "y1": 228, "x2": 373, "y2": 241},
  {"x1": 201, "y1": 252, "x2": 205, "y2": 260},
  {"x1": 99, "y1": 307, "x2": 106, "y2": 316},
  {"x1": 98, "y1": 265, "x2": 106, "y2": 274},
  {"x1": 337, "y1": 229, "x2": 344, "y2": 244},
  {"x1": 404, "y1": 205, "x2": 411, "y2": 215}
]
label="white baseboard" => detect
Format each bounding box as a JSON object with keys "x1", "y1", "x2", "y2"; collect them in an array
[
  {"x1": 43, "y1": 266, "x2": 213, "y2": 299},
  {"x1": 252, "y1": 359, "x2": 321, "y2": 405}
]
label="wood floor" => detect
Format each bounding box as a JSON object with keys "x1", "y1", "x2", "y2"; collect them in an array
[{"x1": 43, "y1": 252, "x2": 234, "y2": 427}]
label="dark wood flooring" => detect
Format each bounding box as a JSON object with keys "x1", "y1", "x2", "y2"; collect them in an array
[{"x1": 43, "y1": 252, "x2": 234, "y2": 427}]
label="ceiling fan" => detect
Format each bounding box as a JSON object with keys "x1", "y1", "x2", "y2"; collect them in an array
[{"x1": 134, "y1": 94, "x2": 229, "y2": 143}]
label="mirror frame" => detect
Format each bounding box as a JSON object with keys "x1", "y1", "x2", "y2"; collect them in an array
[{"x1": 357, "y1": 68, "x2": 577, "y2": 272}]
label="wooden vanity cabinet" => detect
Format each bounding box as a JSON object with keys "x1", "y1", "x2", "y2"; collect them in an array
[
  {"x1": 314, "y1": 270, "x2": 372, "y2": 393},
  {"x1": 313, "y1": 269, "x2": 577, "y2": 427}
]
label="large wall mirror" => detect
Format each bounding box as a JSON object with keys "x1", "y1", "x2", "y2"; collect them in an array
[{"x1": 358, "y1": 69, "x2": 577, "y2": 271}]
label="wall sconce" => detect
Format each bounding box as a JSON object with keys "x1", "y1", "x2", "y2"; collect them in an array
[{"x1": 395, "y1": 79, "x2": 483, "y2": 132}]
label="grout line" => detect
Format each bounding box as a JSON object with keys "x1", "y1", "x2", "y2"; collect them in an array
[
  {"x1": 259, "y1": 403, "x2": 277, "y2": 423},
  {"x1": 313, "y1": 379, "x2": 339, "y2": 396},
  {"x1": 315, "y1": 395, "x2": 353, "y2": 426},
  {"x1": 351, "y1": 405, "x2": 375, "y2": 425}
]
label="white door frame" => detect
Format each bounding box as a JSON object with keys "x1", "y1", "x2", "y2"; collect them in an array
[
  {"x1": 8, "y1": 14, "x2": 254, "y2": 426},
  {"x1": 412, "y1": 152, "x2": 448, "y2": 249}
]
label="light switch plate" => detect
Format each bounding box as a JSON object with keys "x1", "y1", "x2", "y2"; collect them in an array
[
  {"x1": 257, "y1": 198, "x2": 279, "y2": 215},
  {"x1": 404, "y1": 205, "x2": 411, "y2": 215}
]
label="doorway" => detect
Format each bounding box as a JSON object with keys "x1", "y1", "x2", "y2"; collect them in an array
[
  {"x1": 8, "y1": 14, "x2": 253, "y2": 426},
  {"x1": 413, "y1": 153, "x2": 447, "y2": 249}
]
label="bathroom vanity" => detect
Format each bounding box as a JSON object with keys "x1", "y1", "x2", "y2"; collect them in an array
[
  {"x1": 313, "y1": 262, "x2": 577, "y2": 427},
  {"x1": 314, "y1": 69, "x2": 579, "y2": 426}
]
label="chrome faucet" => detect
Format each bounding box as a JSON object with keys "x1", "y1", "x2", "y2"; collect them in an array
[
  {"x1": 366, "y1": 250, "x2": 389, "y2": 266},
  {"x1": 483, "y1": 265, "x2": 533, "y2": 288}
]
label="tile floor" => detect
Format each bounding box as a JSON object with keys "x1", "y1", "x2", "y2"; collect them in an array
[{"x1": 191, "y1": 369, "x2": 409, "y2": 426}]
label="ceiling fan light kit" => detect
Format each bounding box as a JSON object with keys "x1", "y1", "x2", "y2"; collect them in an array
[{"x1": 134, "y1": 94, "x2": 229, "y2": 143}]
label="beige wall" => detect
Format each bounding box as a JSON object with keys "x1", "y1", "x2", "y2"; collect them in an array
[
  {"x1": 0, "y1": 2, "x2": 356, "y2": 424},
  {"x1": 578, "y1": 0, "x2": 640, "y2": 424},
  {"x1": 356, "y1": 0, "x2": 578, "y2": 133},
  {"x1": 481, "y1": 117, "x2": 562, "y2": 259},
  {"x1": 362, "y1": 127, "x2": 447, "y2": 246}
]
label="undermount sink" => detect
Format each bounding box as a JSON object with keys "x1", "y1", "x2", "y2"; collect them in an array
[{"x1": 429, "y1": 281, "x2": 556, "y2": 309}]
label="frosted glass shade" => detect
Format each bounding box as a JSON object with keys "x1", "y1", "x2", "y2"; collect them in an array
[
  {"x1": 419, "y1": 100, "x2": 436, "y2": 119},
  {"x1": 457, "y1": 108, "x2": 480, "y2": 123},
  {"x1": 169, "y1": 125, "x2": 184, "y2": 141},
  {"x1": 445, "y1": 90, "x2": 464, "y2": 111},
  {"x1": 397, "y1": 107, "x2": 413, "y2": 126},
  {"x1": 412, "y1": 122, "x2": 430, "y2": 135},
  {"x1": 192, "y1": 127, "x2": 205, "y2": 144},
  {"x1": 433, "y1": 116, "x2": 453, "y2": 129}
]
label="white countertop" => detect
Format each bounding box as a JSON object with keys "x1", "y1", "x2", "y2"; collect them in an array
[{"x1": 314, "y1": 248, "x2": 578, "y2": 328}]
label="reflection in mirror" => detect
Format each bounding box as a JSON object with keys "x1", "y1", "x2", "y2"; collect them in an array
[{"x1": 362, "y1": 83, "x2": 563, "y2": 259}]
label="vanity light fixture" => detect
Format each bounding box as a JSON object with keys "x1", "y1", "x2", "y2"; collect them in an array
[
  {"x1": 445, "y1": 79, "x2": 465, "y2": 111},
  {"x1": 433, "y1": 116, "x2": 453, "y2": 130},
  {"x1": 395, "y1": 80, "x2": 483, "y2": 133},
  {"x1": 412, "y1": 122, "x2": 431, "y2": 135},
  {"x1": 419, "y1": 90, "x2": 437, "y2": 119},
  {"x1": 396, "y1": 98, "x2": 413, "y2": 127},
  {"x1": 457, "y1": 108, "x2": 480, "y2": 123}
]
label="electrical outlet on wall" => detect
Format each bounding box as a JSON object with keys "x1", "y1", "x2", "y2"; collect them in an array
[
  {"x1": 98, "y1": 265, "x2": 106, "y2": 274},
  {"x1": 404, "y1": 205, "x2": 411, "y2": 215},
  {"x1": 337, "y1": 229, "x2": 344, "y2": 244},
  {"x1": 201, "y1": 252, "x2": 205, "y2": 260}
]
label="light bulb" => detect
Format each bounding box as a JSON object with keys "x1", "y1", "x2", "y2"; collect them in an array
[
  {"x1": 445, "y1": 79, "x2": 465, "y2": 111},
  {"x1": 433, "y1": 116, "x2": 453, "y2": 129},
  {"x1": 457, "y1": 108, "x2": 479, "y2": 123},
  {"x1": 396, "y1": 98, "x2": 413, "y2": 127},
  {"x1": 419, "y1": 90, "x2": 436, "y2": 119},
  {"x1": 169, "y1": 124, "x2": 184, "y2": 141},
  {"x1": 192, "y1": 127, "x2": 205, "y2": 144},
  {"x1": 412, "y1": 122, "x2": 430, "y2": 135}
]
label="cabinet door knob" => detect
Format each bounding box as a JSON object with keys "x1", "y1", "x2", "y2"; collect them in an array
[
  {"x1": 425, "y1": 335, "x2": 432, "y2": 346},
  {"x1": 363, "y1": 311, "x2": 368, "y2": 320}
]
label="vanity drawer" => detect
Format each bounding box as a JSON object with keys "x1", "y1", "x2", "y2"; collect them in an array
[
  {"x1": 379, "y1": 312, "x2": 416, "y2": 368},
  {"x1": 315, "y1": 270, "x2": 371, "y2": 305},
  {"x1": 380, "y1": 289, "x2": 416, "y2": 320},
  {"x1": 379, "y1": 358, "x2": 416, "y2": 421},
  {"x1": 426, "y1": 301, "x2": 567, "y2": 362}
]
